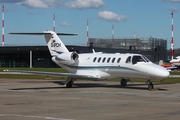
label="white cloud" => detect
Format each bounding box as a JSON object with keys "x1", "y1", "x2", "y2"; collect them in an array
[
  {"x1": 0, "y1": 0, "x2": 65, "y2": 8},
  {"x1": 44, "y1": 0, "x2": 65, "y2": 8},
  {"x1": 162, "y1": 0, "x2": 180, "y2": 2},
  {"x1": 65, "y1": 0, "x2": 106, "y2": 9},
  {"x1": 60, "y1": 22, "x2": 71, "y2": 27},
  {"x1": 0, "y1": 0, "x2": 105, "y2": 9},
  {"x1": 98, "y1": 11, "x2": 129, "y2": 22},
  {"x1": 16, "y1": 0, "x2": 48, "y2": 8}
]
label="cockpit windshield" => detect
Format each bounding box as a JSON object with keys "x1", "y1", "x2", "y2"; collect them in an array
[
  {"x1": 132, "y1": 55, "x2": 149, "y2": 64},
  {"x1": 125, "y1": 55, "x2": 151, "y2": 64},
  {"x1": 142, "y1": 55, "x2": 150, "y2": 62}
]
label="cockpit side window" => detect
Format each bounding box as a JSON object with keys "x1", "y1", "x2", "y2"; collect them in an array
[
  {"x1": 125, "y1": 56, "x2": 131, "y2": 64},
  {"x1": 132, "y1": 55, "x2": 146, "y2": 64}
]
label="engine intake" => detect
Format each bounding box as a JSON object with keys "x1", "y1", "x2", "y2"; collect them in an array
[
  {"x1": 71, "y1": 52, "x2": 79, "y2": 61},
  {"x1": 54, "y1": 52, "x2": 79, "y2": 64}
]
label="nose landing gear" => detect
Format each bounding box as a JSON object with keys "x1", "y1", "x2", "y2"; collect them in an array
[
  {"x1": 120, "y1": 78, "x2": 155, "y2": 90},
  {"x1": 146, "y1": 80, "x2": 154, "y2": 90}
]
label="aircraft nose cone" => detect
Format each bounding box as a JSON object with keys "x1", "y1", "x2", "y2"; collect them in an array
[
  {"x1": 161, "y1": 69, "x2": 170, "y2": 78},
  {"x1": 155, "y1": 66, "x2": 170, "y2": 79},
  {"x1": 147, "y1": 64, "x2": 170, "y2": 79}
]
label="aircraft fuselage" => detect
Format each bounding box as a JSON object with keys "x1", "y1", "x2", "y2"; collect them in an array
[{"x1": 52, "y1": 53, "x2": 169, "y2": 80}]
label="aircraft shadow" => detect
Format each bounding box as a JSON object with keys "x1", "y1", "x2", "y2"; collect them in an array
[
  {"x1": 10, "y1": 87, "x2": 62, "y2": 91},
  {"x1": 54, "y1": 81, "x2": 168, "y2": 91},
  {"x1": 9, "y1": 81, "x2": 168, "y2": 91}
]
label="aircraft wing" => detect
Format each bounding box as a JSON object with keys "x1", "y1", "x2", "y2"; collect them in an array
[{"x1": 3, "y1": 70, "x2": 97, "y2": 79}]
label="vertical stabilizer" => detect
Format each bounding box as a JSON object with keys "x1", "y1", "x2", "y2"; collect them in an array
[{"x1": 43, "y1": 31, "x2": 69, "y2": 56}]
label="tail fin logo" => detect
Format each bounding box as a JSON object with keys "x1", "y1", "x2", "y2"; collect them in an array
[{"x1": 51, "y1": 40, "x2": 61, "y2": 47}]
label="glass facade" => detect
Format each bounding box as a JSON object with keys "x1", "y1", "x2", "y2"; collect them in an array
[
  {"x1": 0, "y1": 44, "x2": 167, "y2": 68},
  {"x1": 0, "y1": 50, "x2": 58, "y2": 68}
]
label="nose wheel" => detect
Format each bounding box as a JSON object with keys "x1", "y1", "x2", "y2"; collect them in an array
[{"x1": 147, "y1": 80, "x2": 154, "y2": 90}]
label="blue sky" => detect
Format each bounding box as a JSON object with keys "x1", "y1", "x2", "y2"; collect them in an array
[{"x1": 0, "y1": 0, "x2": 180, "y2": 49}]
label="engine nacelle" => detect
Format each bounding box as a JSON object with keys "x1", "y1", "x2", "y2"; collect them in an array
[{"x1": 53, "y1": 52, "x2": 79, "y2": 64}]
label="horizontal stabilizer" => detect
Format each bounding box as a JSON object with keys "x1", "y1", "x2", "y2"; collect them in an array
[{"x1": 9, "y1": 32, "x2": 77, "y2": 36}]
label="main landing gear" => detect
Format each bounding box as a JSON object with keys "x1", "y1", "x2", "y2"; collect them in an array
[
  {"x1": 120, "y1": 78, "x2": 130, "y2": 87},
  {"x1": 64, "y1": 78, "x2": 74, "y2": 88}
]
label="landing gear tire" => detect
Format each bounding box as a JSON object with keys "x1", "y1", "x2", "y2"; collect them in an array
[
  {"x1": 65, "y1": 79, "x2": 74, "y2": 88},
  {"x1": 148, "y1": 82, "x2": 154, "y2": 90},
  {"x1": 121, "y1": 78, "x2": 127, "y2": 87}
]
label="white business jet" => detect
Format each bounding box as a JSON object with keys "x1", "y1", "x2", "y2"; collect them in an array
[
  {"x1": 170, "y1": 56, "x2": 180, "y2": 67},
  {"x1": 7, "y1": 31, "x2": 169, "y2": 90}
]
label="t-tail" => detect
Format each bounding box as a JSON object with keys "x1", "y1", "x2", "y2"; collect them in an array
[
  {"x1": 9, "y1": 31, "x2": 77, "y2": 56},
  {"x1": 44, "y1": 31, "x2": 68, "y2": 56}
]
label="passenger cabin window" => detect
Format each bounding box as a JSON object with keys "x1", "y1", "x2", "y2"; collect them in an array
[
  {"x1": 93, "y1": 57, "x2": 97, "y2": 62},
  {"x1": 117, "y1": 58, "x2": 121, "y2": 63},
  {"x1": 112, "y1": 58, "x2": 116, "y2": 63},
  {"x1": 126, "y1": 56, "x2": 131, "y2": 63},
  {"x1": 132, "y1": 55, "x2": 146, "y2": 64},
  {"x1": 98, "y1": 57, "x2": 101, "y2": 62},
  {"x1": 102, "y1": 57, "x2": 106, "y2": 63},
  {"x1": 107, "y1": 57, "x2": 111, "y2": 63}
]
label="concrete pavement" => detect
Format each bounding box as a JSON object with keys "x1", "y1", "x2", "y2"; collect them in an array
[{"x1": 0, "y1": 79, "x2": 180, "y2": 120}]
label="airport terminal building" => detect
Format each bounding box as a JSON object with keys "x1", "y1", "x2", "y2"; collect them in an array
[{"x1": 0, "y1": 37, "x2": 168, "y2": 68}]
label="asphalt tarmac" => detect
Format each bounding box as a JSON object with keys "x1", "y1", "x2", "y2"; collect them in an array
[{"x1": 0, "y1": 79, "x2": 180, "y2": 120}]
